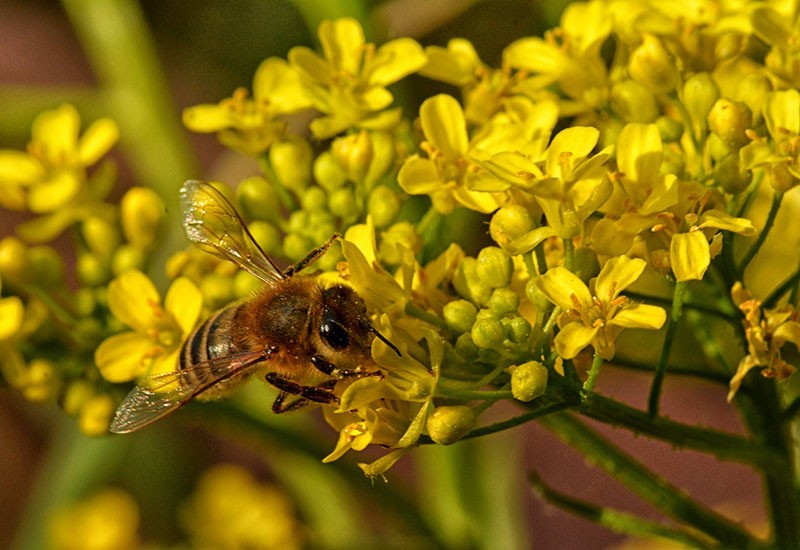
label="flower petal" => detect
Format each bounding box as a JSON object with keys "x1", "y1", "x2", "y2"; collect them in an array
[
  {"x1": 367, "y1": 38, "x2": 427, "y2": 86},
  {"x1": 698, "y1": 210, "x2": 757, "y2": 237},
  {"x1": 78, "y1": 118, "x2": 119, "y2": 165},
  {"x1": 609, "y1": 303, "x2": 666, "y2": 329},
  {"x1": 670, "y1": 231, "x2": 710, "y2": 282},
  {"x1": 616, "y1": 123, "x2": 662, "y2": 184},
  {"x1": 594, "y1": 256, "x2": 646, "y2": 302},
  {"x1": 32, "y1": 104, "x2": 79, "y2": 162},
  {"x1": 108, "y1": 270, "x2": 161, "y2": 332},
  {"x1": 420, "y1": 94, "x2": 468, "y2": 159},
  {"x1": 398, "y1": 156, "x2": 442, "y2": 194},
  {"x1": 0, "y1": 296, "x2": 24, "y2": 340},
  {"x1": 165, "y1": 277, "x2": 203, "y2": 336},
  {"x1": 555, "y1": 322, "x2": 598, "y2": 359},
  {"x1": 182, "y1": 104, "x2": 235, "y2": 133},
  {"x1": 0, "y1": 151, "x2": 44, "y2": 185},
  {"x1": 95, "y1": 332, "x2": 153, "y2": 382},
  {"x1": 319, "y1": 17, "x2": 364, "y2": 75},
  {"x1": 536, "y1": 266, "x2": 593, "y2": 311}
]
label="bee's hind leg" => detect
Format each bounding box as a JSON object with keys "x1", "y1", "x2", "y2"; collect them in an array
[
  {"x1": 310, "y1": 355, "x2": 383, "y2": 380},
  {"x1": 267, "y1": 373, "x2": 339, "y2": 413}
]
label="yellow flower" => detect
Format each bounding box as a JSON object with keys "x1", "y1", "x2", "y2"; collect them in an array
[
  {"x1": 48, "y1": 488, "x2": 140, "y2": 550},
  {"x1": 0, "y1": 104, "x2": 118, "y2": 243},
  {"x1": 728, "y1": 283, "x2": 800, "y2": 401},
  {"x1": 95, "y1": 270, "x2": 202, "y2": 383},
  {"x1": 288, "y1": 17, "x2": 427, "y2": 138},
  {"x1": 536, "y1": 256, "x2": 666, "y2": 360},
  {"x1": 183, "y1": 58, "x2": 312, "y2": 156}
]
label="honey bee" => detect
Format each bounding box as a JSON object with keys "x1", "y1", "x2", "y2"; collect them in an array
[{"x1": 109, "y1": 180, "x2": 399, "y2": 433}]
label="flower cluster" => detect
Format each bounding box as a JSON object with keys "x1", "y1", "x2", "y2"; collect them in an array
[{"x1": 3, "y1": 1, "x2": 800, "y2": 493}]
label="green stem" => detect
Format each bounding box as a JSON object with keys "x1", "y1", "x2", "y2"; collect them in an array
[
  {"x1": 648, "y1": 280, "x2": 687, "y2": 417},
  {"x1": 581, "y1": 352, "x2": 604, "y2": 396},
  {"x1": 538, "y1": 413, "x2": 762, "y2": 549},
  {"x1": 61, "y1": 0, "x2": 197, "y2": 283},
  {"x1": 529, "y1": 472, "x2": 717, "y2": 548},
  {"x1": 738, "y1": 190, "x2": 783, "y2": 276},
  {"x1": 462, "y1": 400, "x2": 571, "y2": 440},
  {"x1": 763, "y1": 267, "x2": 800, "y2": 309},
  {"x1": 290, "y1": 0, "x2": 371, "y2": 41},
  {"x1": 563, "y1": 237, "x2": 574, "y2": 271}
]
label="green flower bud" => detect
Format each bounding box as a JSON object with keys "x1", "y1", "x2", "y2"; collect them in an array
[
  {"x1": 120, "y1": 187, "x2": 165, "y2": 249},
  {"x1": 426, "y1": 405, "x2": 476, "y2": 445},
  {"x1": 237, "y1": 176, "x2": 282, "y2": 222},
  {"x1": 201, "y1": 273, "x2": 235, "y2": 309},
  {"x1": 510, "y1": 361, "x2": 548, "y2": 402},
  {"x1": 682, "y1": 72, "x2": 720, "y2": 133},
  {"x1": 708, "y1": 98, "x2": 752, "y2": 149},
  {"x1": 79, "y1": 393, "x2": 115, "y2": 436},
  {"x1": 453, "y1": 258, "x2": 492, "y2": 305},
  {"x1": 378, "y1": 222, "x2": 420, "y2": 266},
  {"x1": 368, "y1": 186, "x2": 401, "y2": 228},
  {"x1": 476, "y1": 247, "x2": 512, "y2": 289},
  {"x1": 329, "y1": 187, "x2": 359, "y2": 219},
  {"x1": 248, "y1": 221, "x2": 282, "y2": 254},
  {"x1": 283, "y1": 233, "x2": 314, "y2": 262},
  {"x1": 364, "y1": 130, "x2": 396, "y2": 186},
  {"x1": 715, "y1": 154, "x2": 751, "y2": 193},
  {"x1": 443, "y1": 299, "x2": 478, "y2": 334},
  {"x1": 332, "y1": 130, "x2": 372, "y2": 183},
  {"x1": 74, "y1": 317, "x2": 104, "y2": 348},
  {"x1": 735, "y1": 73, "x2": 772, "y2": 124},
  {"x1": 504, "y1": 316, "x2": 531, "y2": 344},
  {"x1": 287, "y1": 211, "x2": 309, "y2": 235},
  {"x1": 525, "y1": 277, "x2": 551, "y2": 313},
  {"x1": 488, "y1": 287, "x2": 520, "y2": 316},
  {"x1": 572, "y1": 247, "x2": 600, "y2": 284},
  {"x1": 475, "y1": 307, "x2": 499, "y2": 322},
  {"x1": 270, "y1": 136, "x2": 312, "y2": 191},
  {"x1": 707, "y1": 133, "x2": 731, "y2": 161},
  {"x1": 767, "y1": 163, "x2": 798, "y2": 193},
  {"x1": 22, "y1": 358, "x2": 60, "y2": 403},
  {"x1": 301, "y1": 186, "x2": 328, "y2": 213},
  {"x1": 28, "y1": 245, "x2": 65, "y2": 287},
  {"x1": 111, "y1": 244, "x2": 145, "y2": 276},
  {"x1": 77, "y1": 253, "x2": 110, "y2": 287},
  {"x1": 62, "y1": 379, "x2": 95, "y2": 416},
  {"x1": 82, "y1": 216, "x2": 120, "y2": 258},
  {"x1": 489, "y1": 205, "x2": 536, "y2": 251},
  {"x1": 654, "y1": 116, "x2": 684, "y2": 143},
  {"x1": 73, "y1": 287, "x2": 96, "y2": 317},
  {"x1": 0, "y1": 236, "x2": 29, "y2": 280},
  {"x1": 629, "y1": 34, "x2": 678, "y2": 94},
  {"x1": 314, "y1": 244, "x2": 343, "y2": 272},
  {"x1": 314, "y1": 151, "x2": 347, "y2": 191},
  {"x1": 610, "y1": 80, "x2": 659, "y2": 122},
  {"x1": 455, "y1": 332, "x2": 479, "y2": 359},
  {"x1": 233, "y1": 270, "x2": 260, "y2": 297},
  {"x1": 471, "y1": 317, "x2": 505, "y2": 349}
]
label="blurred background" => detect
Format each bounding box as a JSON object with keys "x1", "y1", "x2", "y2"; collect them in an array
[{"x1": 0, "y1": 1, "x2": 765, "y2": 548}]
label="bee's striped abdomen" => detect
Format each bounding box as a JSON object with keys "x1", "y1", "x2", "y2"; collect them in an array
[{"x1": 178, "y1": 304, "x2": 244, "y2": 390}]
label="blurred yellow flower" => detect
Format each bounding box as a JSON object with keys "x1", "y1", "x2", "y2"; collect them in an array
[
  {"x1": 95, "y1": 270, "x2": 202, "y2": 383},
  {"x1": 48, "y1": 488, "x2": 140, "y2": 550}
]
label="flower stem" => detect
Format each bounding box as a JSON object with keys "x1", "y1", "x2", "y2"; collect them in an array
[
  {"x1": 537, "y1": 413, "x2": 762, "y2": 549},
  {"x1": 738, "y1": 190, "x2": 783, "y2": 275},
  {"x1": 581, "y1": 352, "x2": 604, "y2": 396},
  {"x1": 648, "y1": 280, "x2": 687, "y2": 417}
]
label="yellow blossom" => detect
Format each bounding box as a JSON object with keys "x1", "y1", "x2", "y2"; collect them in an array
[
  {"x1": 48, "y1": 488, "x2": 140, "y2": 550},
  {"x1": 536, "y1": 256, "x2": 666, "y2": 360},
  {"x1": 288, "y1": 17, "x2": 427, "y2": 138},
  {"x1": 95, "y1": 270, "x2": 202, "y2": 383}
]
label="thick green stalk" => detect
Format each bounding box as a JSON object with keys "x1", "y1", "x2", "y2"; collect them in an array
[
  {"x1": 738, "y1": 191, "x2": 783, "y2": 276},
  {"x1": 61, "y1": 0, "x2": 197, "y2": 281},
  {"x1": 538, "y1": 413, "x2": 763, "y2": 549},
  {"x1": 648, "y1": 280, "x2": 687, "y2": 417}
]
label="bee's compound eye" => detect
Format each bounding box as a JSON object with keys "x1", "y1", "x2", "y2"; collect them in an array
[{"x1": 320, "y1": 314, "x2": 350, "y2": 350}]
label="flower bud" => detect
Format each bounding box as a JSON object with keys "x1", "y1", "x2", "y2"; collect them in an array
[
  {"x1": 476, "y1": 247, "x2": 512, "y2": 288},
  {"x1": 283, "y1": 233, "x2": 314, "y2": 262},
  {"x1": 682, "y1": 72, "x2": 720, "y2": 133},
  {"x1": 455, "y1": 332, "x2": 479, "y2": 359},
  {"x1": 62, "y1": 379, "x2": 95, "y2": 416},
  {"x1": 368, "y1": 186, "x2": 401, "y2": 228},
  {"x1": 233, "y1": 270, "x2": 260, "y2": 297},
  {"x1": 77, "y1": 252, "x2": 110, "y2": 287},
  {"x1": 767, "y1": 163, "x2": 798, "y2": 193},
  {"x1": 120, "y1": 187, "x2": 164, "y2": 249},
  {"x1": 0, "y1": 236, "x2": 29, "y2": 280},
  {"x1": 572, "y1": 246, "x2": 600, "y2": 284},
  {"x1": 110, "y1": 244, "x2": 146, "y2": 276},
  {"x1": 489, "y1": 205, "x2": 536, "y2": 251},
  {"x1": 332, "y1": 130, "x2": 372, "y2": 183},
  {"x1": 525, "y1": 277, "x2": 551, "y2": 312},
  {"x1": 655, "y1": 116, "x2": 684, "y2": 143},
  {"x1": 314, "y1": 151, "x2": 347, "y2": 191},
  {"x1": 22, "y1": 358, "x2": 60, "y2": 403},
  {"x1": 237, "y1": 176, "x2": 283, "y2": 222},
  {"x1": 629, "y1": 34, "x2": 678, "y2": 94},
  {"x1": 426, "y1": 405, "x2": 476, "y2": 445},
  {"x1": 270, "y1": 136, "x2": 312, "y2": 191},
  {"x1": 443, "y1": 299, "x2": 478, "y2": 334},
  {"x1": 610, "y1": 80, "x2": 659, "y2": 122},
  {"x1": 715, "y1": 154, "x2": 751, "y2": 193},
  {"x1": 735, "y1": 73, "x2": 771, "y2": 124},
  {"x1": 28, "y1": 245, "x2": 65, "y2": 287},
  {"x1": 301, "y1": 186, "x2": 328, "y2": 213},
  {"x1": 82, "y1": 216, "x2": 120, "y2": 258},
  {"x1": 378, "y1": 222, "x2": 420, "y2": 266},
  {"x1": 503, "y1": 316, "x2": 531, "y2": 344},
  {"x1": 488, "y1": 287, "x2": 520, "y2": 316},
  {"x1": 510, "y1": 361, "x2": 548, "y2": 402},
  {"x1": 708, "y1": 98, "x2": 752, "y2": 149},
  {"x1": 453, "y1": 257, "x2": 492, "y2": 305},
  {"x1": 471, "y1": 317, "x2": 505, "y2": 349},
  {"x1": 248, "y1": 221, "x2": 282, "y2": 254},
  {"x1": 201, "y1": 273, "x2": 235, "y2": 309},
  {"x1": 328, "y1": 187, "x2": 359, "y2": 220},
  {"x1": 79, "y1": 393, "x2": 115, "y2": 436}
]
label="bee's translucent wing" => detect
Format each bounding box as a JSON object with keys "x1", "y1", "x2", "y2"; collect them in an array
[
  {"x1": 109, "y1": 350, "x2": 268, "y2": 433},
  {"x1": 180, "y1": 180, "x2": 285, "y2": 284}
]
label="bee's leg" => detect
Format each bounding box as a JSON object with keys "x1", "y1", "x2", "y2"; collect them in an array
[
  {"x1": 310, "y1": 355, "x2": 383, "y2": 380},
  {"x1": 283, "y1": 233, "x2": 342, "y2": 277},
  {"x1": 266, "y1": 373, "x2": 339, "y2": 413}
]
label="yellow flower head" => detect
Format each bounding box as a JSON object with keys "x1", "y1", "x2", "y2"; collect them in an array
[
  {"x1": 536, "y1": 256, "x2": 666, "y2": 360},
  {"x1": 288, "y1": 17, "x2": 427, "y2": 138},
  {"x1": 48, "y1": 488, "x2": 140, "y2": 550},
  {"x1": 183, "y1": 58, "x2": 312, "y2": 156},
  {"x1": 95, "y1": 270, "x2": 203, "y2": 383}
]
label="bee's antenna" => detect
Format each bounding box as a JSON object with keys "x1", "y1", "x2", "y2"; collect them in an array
[{"x1": 370, "y1": 326, "x2": 402, "y2": 357}]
